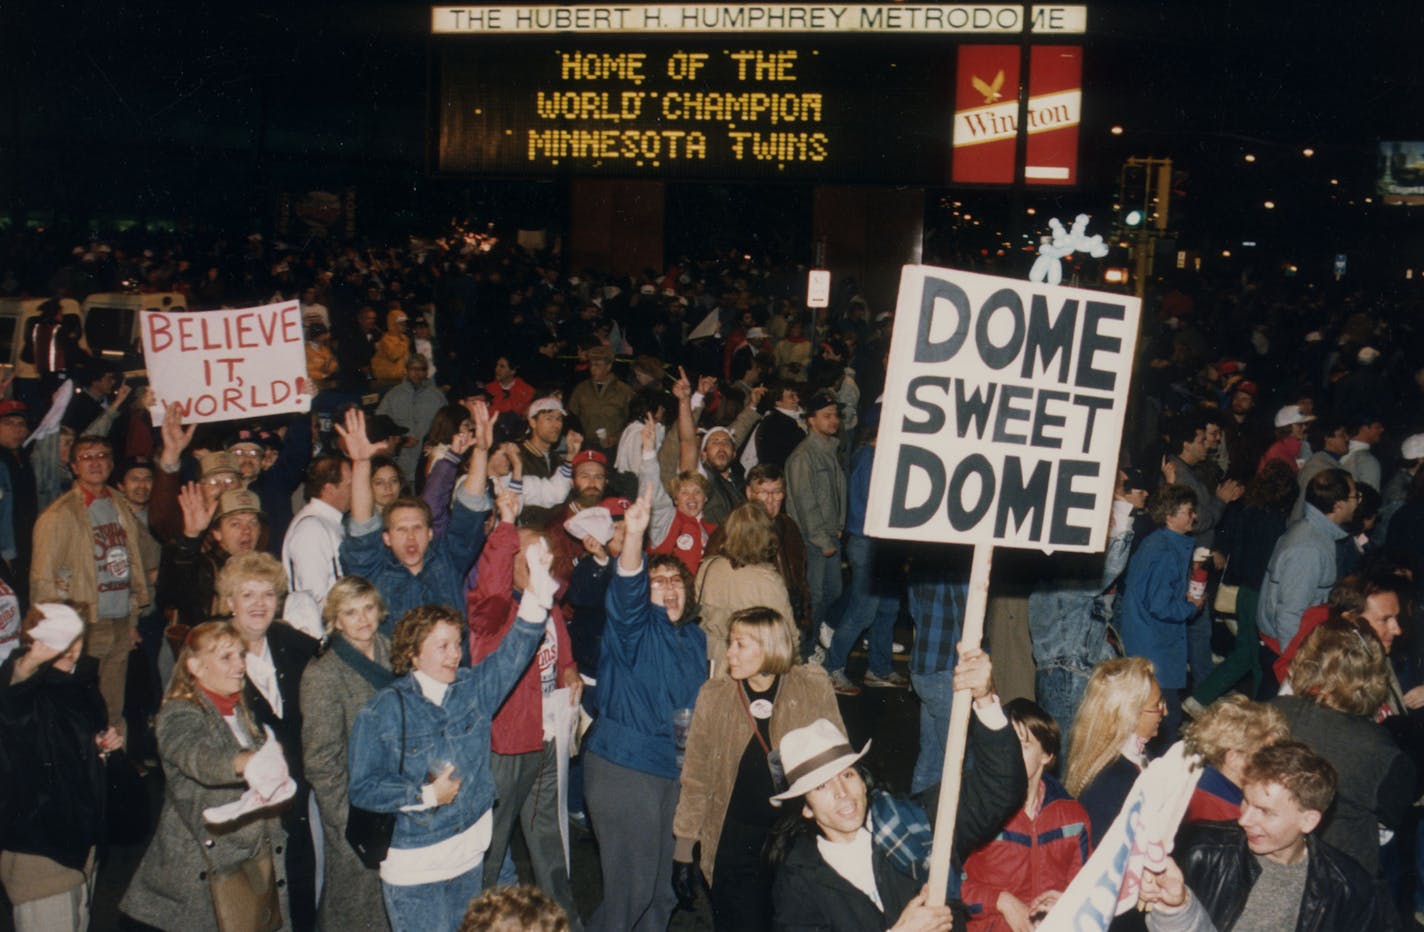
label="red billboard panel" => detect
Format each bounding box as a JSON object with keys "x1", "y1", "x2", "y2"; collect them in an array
[
  {"x1": 952, "y1": 45, "x2": 1022, "y2": 185},
  {"x1": 1024, "y1": 45, "x2": 1082, "y2": 185}
]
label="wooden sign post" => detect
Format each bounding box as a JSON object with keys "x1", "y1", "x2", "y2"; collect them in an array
[{"x1": 864, "y1": 265, "x2": 1143, "y2": 904}]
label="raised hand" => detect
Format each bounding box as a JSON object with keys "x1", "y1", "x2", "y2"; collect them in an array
[
  {"x1": 159, "y1": 402, "x2": 197, "y2": 468},
  {"x1": 495, "y1": 488, "x2": 519, "y2": 525},
  {"x1": 565, "y1": 429, "x2": 583, "y2": 459},
  {"x1": 179, "y1": 481, "x2": 220, "y2": 538},
  {"x1": 335, "y1": 407, "x2": 380, "y2": 462}
]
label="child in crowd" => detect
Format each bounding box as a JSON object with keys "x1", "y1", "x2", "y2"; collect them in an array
[{"x1": 961, "y1": 699, "x2": 1092, "y2": 930}]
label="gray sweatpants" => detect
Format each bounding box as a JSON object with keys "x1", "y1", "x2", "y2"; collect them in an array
[
  {"x1": 483, "y1": 741, "x2": 582, "y2": 930},
  {"x1": 585, "y1": 752, "x2": 680, "y2": 932}
]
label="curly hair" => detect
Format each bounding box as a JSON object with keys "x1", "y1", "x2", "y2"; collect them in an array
[
  {"x1": 391, "y1": 604, "x2": 462, "y2": 676},
  {"x1": 1182, "y1": 694, "x2": 1289, "y2": 769},
  {"x1": 1244, "y1": 459, "x2": 1298, "y2": 511},
  {"x1": 458, "y1": 884, "x2": 569, "y2": 932},
  {"x1": 1288, "y1": 619, "x2": 1390, "y2": 716},
  {"x1": 1065, "y1": 657, "x2": 1157, "y2": 797},
  {"x1": 649, "y1": 553, "x2": 698, "y2": 626},
  {"x1": 215, "y1": 551, "x2": 288, "y2": 606}
]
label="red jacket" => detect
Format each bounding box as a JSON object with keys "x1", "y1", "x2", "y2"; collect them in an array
[
  {"x1": 468, "y1": 521, "x2": 577, "y2": 755},
  {"x1": 485, "y1": 377, "x2": 535, "y2": 418},
  {"x1": 1272, "y1": 603, "x2": 1330, "y2": 682},
  {"x1": 649, "y1": 511, "x2": 716, "y2": 576},
  {"x1": 961, "y1": 776, "x2": 1091, "y2": 930}
]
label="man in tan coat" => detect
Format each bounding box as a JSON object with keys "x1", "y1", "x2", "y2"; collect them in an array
[{"x1": 31, "y1": 434, "x2": 150, "y2": 728}]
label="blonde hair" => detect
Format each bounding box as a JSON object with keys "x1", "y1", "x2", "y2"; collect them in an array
[
  {"x1": 322, "y1": 576, "x2": 388, "y2": 637},
  {"x1": 1182, "y1": 694, "x2": 1290, "y2": 768},
  {"x1": 727, "y1": 606, "x2": 798, "y2": 676},
  {"x1": 719, "y1": 502, "x2": 778, "y2": 569},
  {"x1": 1288, "y1": 620, "x2": 1390, "y2": 717},
  {"x1": 216, "y1": 551, "x2": 288, "y2": 606},
  {"x1": 1065, "y1": 657, "x2": 1157, "y2": 797}
]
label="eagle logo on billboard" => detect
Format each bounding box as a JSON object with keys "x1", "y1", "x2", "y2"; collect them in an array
[{"x1": 971, "y1": 70, "x2": 1006, "y2": 104}]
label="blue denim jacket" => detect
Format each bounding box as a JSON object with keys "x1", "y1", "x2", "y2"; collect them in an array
[
  {"x1": 1027, "y1": 520, "x2": 1133, "y2": 668},
  {"x1": 339, "y1": 487, "x2": 491, "y2": 639},
  {"x1": 346, "y1": 614, "x2": 543, "y2": 850}
]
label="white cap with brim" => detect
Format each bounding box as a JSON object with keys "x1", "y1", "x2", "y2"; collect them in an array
[
  {"x1": 770, "y1": 718, "x2": 871, "y2": 805},
  {"x1": 29, "y1": 603, "x2": 84, "y2": 651},
  {"x1": 1402, "y1": 434, "x2": 1424, "y2": 461},
  {"x1": 1274, "y1": 405, "x2": 1315, "y2": 428}
]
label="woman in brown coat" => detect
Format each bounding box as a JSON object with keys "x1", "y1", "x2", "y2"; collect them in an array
[
  {"x1": 694, "y1": 502, "x2": 796, "y2": 678},
  {"x1": 671, "y1": 606, "x2": 843, "y2": 932}
]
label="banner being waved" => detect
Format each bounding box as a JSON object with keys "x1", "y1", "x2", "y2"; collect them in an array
[
  {"x1": 865, "y1": 266, "x2": 1140, "y2": 553},
  {"x1": 141, "y1": 301, "x2": 312, "y2": 425}
]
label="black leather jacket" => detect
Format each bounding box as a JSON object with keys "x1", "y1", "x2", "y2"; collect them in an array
[{"x1": 1177, "y1": 821, "x2": 1386, "y2": 932}]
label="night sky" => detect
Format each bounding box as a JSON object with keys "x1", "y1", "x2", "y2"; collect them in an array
[{"x1": 7, "y1": 0, "x2": 1420, "y2": 257}]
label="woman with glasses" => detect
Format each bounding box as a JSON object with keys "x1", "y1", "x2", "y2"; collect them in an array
[
  {"x1": 582, "y1": 489, "x2": 707, "y2": 932},
  {"x1": 1118, "y1": 483, "x2": 1206, "y2": 744},
  {"x1": 1065, "y1": 657, "x2": 1164, "y2": 847}
]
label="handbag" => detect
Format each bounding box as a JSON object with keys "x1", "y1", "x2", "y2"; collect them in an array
[
  {"x1": 346, "y1": 691, "x2": 404, "y2": 869},
  {"x1": 1214, "y1": 583, "x2": 1240, "y2": 615},
  {"x1": 206, "y1": 838, "x2": 282, "y2": 932}
]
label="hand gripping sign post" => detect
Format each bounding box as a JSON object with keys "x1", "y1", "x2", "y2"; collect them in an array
[
  {"x1": 864, "y1": 265, "x2": 1140, "y2": 904},
  {"x1": 140, "y1": 301, "x2": 312, "y2": 425}
]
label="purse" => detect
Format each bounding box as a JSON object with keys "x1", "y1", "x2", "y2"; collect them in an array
[
  {"x1": 206, "y1": 838, "x2": 282, "y2": 932},
  {"x1": 346, "y1": 691, "x2": 405, "y2": 869}
]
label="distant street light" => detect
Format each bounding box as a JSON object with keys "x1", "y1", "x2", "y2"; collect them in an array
[
  {"x1": 1244, "y1": 153, "x2": 1257, "y2": 163},
  {"x1": 1302, "y1": 147, "x2": 1315, "y2": 157},
  {"x1": 1263, "y1": 200, "x2": 1276, "y2": 209},
  {"x1": 1110, "y1": 125, "x2": 1124, "y2": 135}
]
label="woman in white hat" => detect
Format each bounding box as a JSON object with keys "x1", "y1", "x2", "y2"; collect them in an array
[
  {"x1": 0, "y1": 603, "x2": 120, "y2": 932},
  {"x1": 768, "y1": 645, "x2": 1025, "y2": 932}
]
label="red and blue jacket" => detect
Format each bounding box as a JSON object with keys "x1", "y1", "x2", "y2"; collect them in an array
[{"x1": 961, "y1": 774, "x2": 1092, "y2": 929}]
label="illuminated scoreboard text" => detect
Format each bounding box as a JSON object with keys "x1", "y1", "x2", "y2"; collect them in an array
[{"x1": 434, "y1": 40, "x2": 952, "y2": 182}]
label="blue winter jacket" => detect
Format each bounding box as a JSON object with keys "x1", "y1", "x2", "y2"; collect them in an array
[
  {"x1": 1119, "y1": 526, "x2": 1197, "y2": 688},
  {"x1": 585, "y1": 562, "x2": 707, "y2": 780},
  {"x1": 346, "y1": 613, "x2": 543, "y2": 850}
]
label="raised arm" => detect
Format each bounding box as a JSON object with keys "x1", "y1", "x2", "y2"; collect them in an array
[
  {"x1": 335, "y1": 407, "x2": 386, "y2": 525},
  {"x1": 675, "y1": 368, "x2": 699, "y2": 474}
]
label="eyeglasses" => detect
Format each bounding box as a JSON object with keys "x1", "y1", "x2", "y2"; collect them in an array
[
  {"x1": 75, "y1": 451, "x2": 112, "y2": 463},
  {"x1": 1141, "y1": 698, "x2": 1167, "y2": 716},
  {"x1": 203, "y1": 475, "x2": 239, "y2": 488},
  {"x1": 649, "y1": 575, "x2": 682, "y2": 590}
]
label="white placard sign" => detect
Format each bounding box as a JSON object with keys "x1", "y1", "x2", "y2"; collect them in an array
[
  {"x1": 865, "y1": 266, "x2": 1140, "y2": 553},
  {"x1": 141, "y1": 301, "x2": 312, "y2": 425},
  {"x1": 807, "y1": 269, "x2": 831, "y2": 308}
]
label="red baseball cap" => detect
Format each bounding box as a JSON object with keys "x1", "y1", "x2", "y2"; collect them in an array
[
  {"x1": 0, "y1": 400, "x2": 26, "y2": 418},
  {"x1": 569, "y1": 449, "x2": 607, "y2": 470}
]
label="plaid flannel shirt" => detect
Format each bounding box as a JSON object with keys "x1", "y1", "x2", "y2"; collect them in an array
[{"x1": 870, "y1": 789, "x2": 962, "y2": 901}]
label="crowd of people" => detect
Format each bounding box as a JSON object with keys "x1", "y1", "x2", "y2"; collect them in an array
[{"x1": 0, "y1": 227, "x2": 1423, "y2": 931}]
